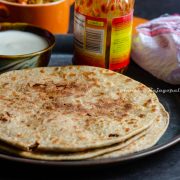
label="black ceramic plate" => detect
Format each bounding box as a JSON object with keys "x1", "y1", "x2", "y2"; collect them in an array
[{"x1": 0, "y1": 35, "x2": 179, "y2": 166}]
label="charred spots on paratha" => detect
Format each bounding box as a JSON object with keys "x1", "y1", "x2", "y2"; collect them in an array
[
  {"x1": 125, "y1": 78, "x2": 132, "y2": 83},
  {"x1": 68, "y1": 66, "x2": 73, "y2": 70},
  {"x1": 123, "y1": 103, "x2": 132, "y2": 111},
  {"x1": 0, "y1": 116, "x2": 8, "y2": 122},
  {"x1": 32, "y1": 83, "x2": 47, "y2": 90},
  {"x1": 40, "y1": 69, "x2": 45, "y2": 73},
  {"x1": 30, "y1": 81, "x2": 92, "y2": 98},
  {"x1": 68, "y1": 73, "x2": 76, "y2": 77},
  {"x1": 50, "y1": 137, "x2": 59, "y2": 145},
  {"x1": 108, "y1": 134, "x2": 119, "y2": 137},
  {"x1": 62, "y1": 73, "x2": 67, "y2": 80},
  {"x1": 54, "y1": 67, "x2": 59, "y2": 71},
  {"x1": 151, "y1": 105, "x2": 158, "y2": 112},
  {"x1": 102, "y1": 72, "x2": 116, "y2": 76},
  {"x1": 11, "y1": 76, "x2": 16, "y2": 81},
  {"x1": 156, "y1": 115, "x2": 162, "y2": 122},
  {"x1": 84, "y1": 118, "x2": 101, "y2": 131},
  {"x1": 16, "y1": 133, "x2": 23, "y2": 138},
  {"x1": 151, "y1": 107, "x2": 157, "y2": 112},
  {"x1": 125, "y1": 119, "x2": 137, "y2": 125},
  {"x1": 26, "y1": 124, "x2": 31, "y2": 127},
  {"x1": 136, "y1": 85, "x2": 146, "y2": 91},
  {"x1": 143, "y1": 99, "x2": 152, "y2": 107},
  {"x1": 122, "y1": 114, "x2": 128, "y2": 118},
  {"x1": 82, "y1": 71, "x2": 96, "y2": 79},
  {"x1": 0, "y1": 112, "x2": 11, "y2": 122},
  {"x1": 1, "y1": 83, "x2": 9, "y2": 88},
  {"x1": 28, "y1": 141, "x2": 40, "y2": 151},
  {"x1": 139, "y1": 114, "x2": 145, "y2": 118}
]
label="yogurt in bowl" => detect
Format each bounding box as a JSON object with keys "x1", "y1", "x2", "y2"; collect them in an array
[
  {"x1": 0, "y1": 23, "x2": 55, "y2": 73},
  {"x1": 0, "y1": 30, "x2": 49, "y2": 55}
]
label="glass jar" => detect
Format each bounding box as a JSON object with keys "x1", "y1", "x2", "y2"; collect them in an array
[{"x1": 74, "y1": 0, "x2": 134, "y2": 73}]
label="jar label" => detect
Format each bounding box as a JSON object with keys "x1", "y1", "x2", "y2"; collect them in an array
[
  {"x1": 109, "y1": 12, "x2": 133, "y2": 70},
  {"x1": 74, "y1": 11, "x2": 133, "y2": 70},
  {"x1": 74, "y1": 12, "x2": 107, "y2": 67}
]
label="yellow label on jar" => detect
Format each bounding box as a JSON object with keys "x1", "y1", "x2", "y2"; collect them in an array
[
  {"x1": 87, "y1": 20, "x2": 104, "y2": 27},
  {"x1": 109, "y1": 12, "x2": 133, "y2": 70}
]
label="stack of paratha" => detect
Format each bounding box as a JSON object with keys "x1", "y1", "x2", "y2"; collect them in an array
[{"x1": 0, "y1": 66, "x2": 169, "y2": 160}]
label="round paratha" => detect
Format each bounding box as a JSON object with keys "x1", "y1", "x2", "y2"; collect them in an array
[
  {"x1": 0, "y1": 103, "x2": 169, "y2": 160},
  {"x1": 0, "y1": 66, "x2": 160, "y2": 152}
]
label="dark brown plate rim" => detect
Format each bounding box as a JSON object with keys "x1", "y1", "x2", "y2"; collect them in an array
[{"x1": 0, "y1": 135, "x2": 179, "y2": 166}]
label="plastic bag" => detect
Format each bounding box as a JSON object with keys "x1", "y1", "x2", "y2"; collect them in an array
[{"x1": 131, "y1": 15, "x2": 180, "y2": 85}]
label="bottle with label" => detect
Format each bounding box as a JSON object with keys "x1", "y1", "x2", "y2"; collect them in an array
[{"x1": 74, "y1": 0, "x2": 134, "y2": 73}]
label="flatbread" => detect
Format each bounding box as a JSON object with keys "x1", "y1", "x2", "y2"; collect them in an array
[
  {"x1": 0, "y1": 104, "x2": 168, "y2": 160},
  {"x1": 0, "y1": 129, "x2": 147, "y2": 160},
  {"x1": 0, "y1": 66, "x2": 160, "y2": 152},
  {"x1": 95, "y1": 104, "x2": 169, "y2": 159}
]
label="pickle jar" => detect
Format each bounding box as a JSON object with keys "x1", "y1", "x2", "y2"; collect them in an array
[{"x1": 74, "y1": 0, "x2": 134, "y2": 73}]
